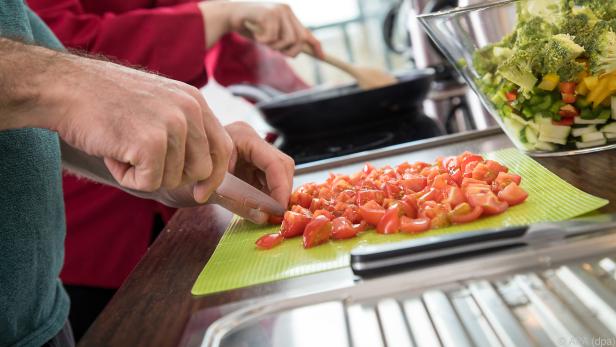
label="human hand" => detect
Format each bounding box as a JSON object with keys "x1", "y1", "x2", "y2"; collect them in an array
[
  {"x1": 42, "y1": 54, "x2": 233, "y2": 203},
  {"x1": 222, "y1": 121, "x2": 295, "y2": 223},
  {"x1": 199, "y1": 1, "x2": 323, "y2": 58}
]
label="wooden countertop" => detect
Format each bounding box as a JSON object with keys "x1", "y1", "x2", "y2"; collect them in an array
[{"x1": 79, "y1": 131, "x2": 616, "y2": 347}]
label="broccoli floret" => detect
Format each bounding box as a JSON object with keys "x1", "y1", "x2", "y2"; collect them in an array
[
  {"x1": 568, "y1": 0, "x2": 616, "y2": 20},
  {"x1": 560, "y1": 13, "x2": 597, "y2": 51},
  {"x1": 472, "y1": 44, "x2": 514, "y2": 76},
  {"x1": 517, "y1": 0, "x2": 567, "y2": 24},
  {"x1": 497, "y1": 50, "x2": 538, "y2": 94},
  {"x1": 590, "y1": 30, "x2": 616, "y2": 75},
  {"x1": 533, "y1": 34, "x2": 585, "y2": 81},
  {"x1": 515, "y1": 17, "x2": 557, "y2": 48}
]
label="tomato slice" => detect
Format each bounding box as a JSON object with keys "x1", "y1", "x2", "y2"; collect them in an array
[
  {"x1": 559, "y1": 81, "x2": 576, "y2": 95},
  {"x1": 359, "y1": 200, "x2": 386, "y2": 225},
  {"x1": 256, "y1": 233, "x2": 284, "y2": 250},
  {"x1": 399, "y1": 175, "x2": 428, "y2": 192},
  {"x1": 377, "y1": 205, "x2": 401, "y2": 234},
  {"x1": 399, "y1": 217, "x2": 430, "y2": 234},
  {"x1": 303, "y1": 215, "x2": 332, "y2": 248},
  {"x1": 505, "y1": 90, "x2": 518, "y2": 102},
  {"x1": 356, "y1": 189, "x2": 385, "y2": 206},
  {"x1": 459, "y1": 153, "x2": 483, "y2": 172},
  {"x1": 497, "y1": 182, "x2": 528, "y2": 206},
  {"x1": 463, "y1": 160, "x2": 480, "y2": 178},
  {"x1": 472, "y1": 162, "x2": 500, "y2": 184},
  {"x1": 280, "y1": 211, "x2": 312, "y2": 238},
  {"x1": 552, "y1": 118, "x2": 574, "y2": 126},
  {"x1": 313, "y1": 209, "x2": 334, "y2": 220},
  {"x1": 418, "y1": 187, "x2": 444, "y2": 204},
  {"x1": 492, "y1": 172, "x2": 522, "y2": 193},
  {"x1": 449, "y1": 203, "x2": 484, "y2": 224},
  {"x1": 331, "y1": 217, "x2": 359, "y2": 240},
  {"x1": 291, "y1": 205, "x2": 313, "y2": 217},
  {"x1": 443, "y1": 186, "x2": 465, "y2": 208},
  {"x1": 467, "y1": 191, "x2": 509, "y2": 215},
  {"x1": 558, "y1": 104, "x2": 579, "y2": 118}
]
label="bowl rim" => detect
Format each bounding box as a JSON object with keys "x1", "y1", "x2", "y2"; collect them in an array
[{"x1": 417, "y1": 0, "x2": 518, "y2": 20}]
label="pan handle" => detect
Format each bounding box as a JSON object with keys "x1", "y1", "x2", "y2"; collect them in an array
[{"x1": 226, "y1": 84, "x2": 284, "y2": 104}]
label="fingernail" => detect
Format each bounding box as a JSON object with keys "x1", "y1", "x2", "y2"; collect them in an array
[{"x1": 249, "y1": 209, "x2": 268, "y2": 225}]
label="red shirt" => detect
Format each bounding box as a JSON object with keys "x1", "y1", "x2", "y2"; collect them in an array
[{"x1": 28, "y1": 0, "x2": 308, "y2": 288}]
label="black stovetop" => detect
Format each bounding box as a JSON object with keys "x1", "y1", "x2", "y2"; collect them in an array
[{"x1": 278, "y1": 112, "x2": 443, "y2": 165}]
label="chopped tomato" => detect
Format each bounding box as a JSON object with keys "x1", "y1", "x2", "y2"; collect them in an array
[
  {"x1": 303, "y1": 215, "x2": 332, "y2": 248},
  {"x1": 505, "y1": 90, "x2": 518, "y2": 102},
  {"x1": 358, "y1": 200, "x2": 386, "y2": 225},
  {"x1": 418, "y1": 187, "x2": 444, "y2": 204},
  {"x1": 256, "y1": 233, "x2": 284, "y2": 249},
  {"x1": 467, "y1": 191, "x2": 509, "y2": 216},
  {"x1": 498, "y1": 182, "x2": 529, "y2": 206},
  {"x1": 291, "y1": 205, "x2": 313, "y2": 217},
  {"x1": 313, "y1": 209, "x2": 334, "y2": 220},
  {"x1": 377, "y1": 205, "x2": 401, "y2": 234},
  {"x1": 459, "y1": 153, "x2": 483, "y2": 172},
  {"x1": 463, "y1": 160, "x2": 480, "y2": 178},
  {"x1": 383, "y1": 181, "x2": 403, "y2": 199},
  {"x1": 561, "y1": 93, "x2": 576, "y2": 104},
  {"x1": 267, "y1": 215, "x2": 284, "y2": 225},
  {"x1": 558, "y1": 104, "x2": 579, "y2": 118},
  {"x1": 418, "y1": 201, "x2": 450, "y2": 220},
  {"x1": 396, "y1": 200, "x2": 417, "y2": 218},
  {"x1": 400, "y1": 175, "x2": 427, "y2": 192},
  {"x1": 356, "y1": 189, "x2": 385, "y2": 206},
  {"x1": 559, "y1": 81, "x2": 576, "y2": 95},
  {"x1": 290, "y1": 191, "x2": 313, "y2": 209},
  {"x1": 342, "y1": 205, "x2": 362, "y2": 224},
  {"x1": 492, "y1": 172, "x2": 522, "y2": 193},
  {"x1": 449, "y1": 203, "x2": 483, "y2": 224},
  {"x1": 353, "y1": 220, "x2": 368, "y2": 233},
  {"x1": 331, "y1": 217, "x2": 359, "y2": 240},
  {"x1": 443, "y1": 186, "x2": 465, "y2": 208},
  {"x1": 431, "y1": 214, "x2": 450, "y2": 229},
  {"x1": 552, "y1": 118, "x2": 574, "y2": 126},
  {"x1": 471, "y1": 161, "x2": 504, "y2": 184},
  {"x1": 280, "y1": 211, "x2": 312, "y2": 238},
  {"x1": 400, "y1": 217, "x2": 430, "y2": 234}
]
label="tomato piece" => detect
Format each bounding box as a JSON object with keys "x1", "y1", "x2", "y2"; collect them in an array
[
  {"x1": 303, "y1": 215, "x2": 332, "y2": 248},
  {"x1": 485, "y1": 160, "x2": 508, "y2": 175},
  {"x1": 505, "y1": 90, "x2": 518, "y2": 102},
  {"x1": 552, "y1": 118, "x2": 574, "y2": 126},
  {"x1": 377, "y1": 205, "x2": 401, "y2": 234},
  {"x1": 341, "y1": 204, "x2": 361, "y2": 223},
  {"x1": 353, "y1": 220, "x2": 368, "y2": 233},
  {"x1": 472, "y1": 163, "x2": 498, "y2": 184},
  {"x1": 492, "y1": 172, "x2": 522, "y2": 193},
  {"x1": 467, "y1": 191, "x2": 509, "y2": 216},
  {"x1": 417, "y1": 187, "x2": 444, "y2": 204},
  {"x1": 418, "y1": 201, "x2": 450, "y2": 220},
  {"x1": 256, "y1": 233, "x2": 284, "y2": 250},
  {"x1": 558, "y1": 104, "x2": 579, "y2": 118},
  {"x1": 290, "y1": 191, "x2": 313, "y2": 209},
  {"x1": 313, "y1": 209, "x2": 334, "y2": 220},
  {"x1": 291, "y1": 205, "x2": 313, "y2": 217},
  {"x1": 443, "y1": 185, "x2": 465, "y2": 208},
  {"x1": 459, "y1": 153, "x2": 483, "y2": 172},
  {"x1": 331, "y1": 217, "x2": 359, "y2": 240},
  {"x1": 430, "y1": 213, "x2": 450, "y2": 229},
  {"x1": 497, "y1": 182, "x2": 528, "y2": 206},
  {"x1": 337, "y1": 189, "x2": 356, "y2": 203},
  {"x1": 267, "y1": 215, "x2": 284, "y2": 225},
  {"x1": 358, "y1": 200, "x2": 386, "y2": 225},
  {"x1": 309, "y1": 198, "x2": 332, "y2": 212},
  {"x1": 356, "y1": 189, "x2": 385, "y2": 206},
  {"x1": 363, "y1": 163, "x2": 375, "y2": 175},
  {"x1": 449, "y1": 203, "x2": 484, "y2": 224},
  {"x1": 400, "y1": 217, "x2": 430, "y2": 233},
  {"x1": 432, "y1": 173, "x2": 453, "y2": 189},
  {"x1": 400, "y1": 175, "x2": 427, "y2": 192},
  {"x1": 396, "y1": 200, "x2": 417, "y2": 218},
  {"x1": 461, "y1": 177, "x2": 489, "y2": 190},
  {"x1": 463, "y1": 160, "x2": 480, "y2": 178},
  {"x1": 559, "y1": 81, "x2": 576, "y2": 95},
  {"x1": 280, "y1": 211, "x2": 312, "y2": 238},
  {"x1": 561, "y1": 93, "x2": 577, "y2": 104}
]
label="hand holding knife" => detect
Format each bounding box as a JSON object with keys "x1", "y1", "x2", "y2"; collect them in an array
[{"x1": 209, "y1": 172, "x2": 286, "y2": 224}]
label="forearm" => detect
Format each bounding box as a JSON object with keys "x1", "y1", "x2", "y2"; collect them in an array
[
  {"x1": 0, "y1": 37, "x2": 63, "y2": 130},
  {"x1": 199, "y1": 1, "x2": 233, "y2": 48}
]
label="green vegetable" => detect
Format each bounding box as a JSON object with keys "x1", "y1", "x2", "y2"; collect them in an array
[
  {"x1": 589, "y1": 29, "x2": 616, "y2": 76},
  {"x1": 497, "y1": 50, "x2": 538, "y2": 95},
  {"x1": 535, "y1": 34, "x2": 585, "y2": 81}
]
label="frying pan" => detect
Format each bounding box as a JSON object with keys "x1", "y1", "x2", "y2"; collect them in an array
[{"x1": 228, "y1": 69, "x2": 435, "y2": 136}]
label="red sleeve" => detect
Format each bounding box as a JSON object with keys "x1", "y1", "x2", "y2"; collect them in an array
[
  {"x1": 28, "y1": 0, "x2": 208, "y2": 87},
  {"x1": 206, "y1": 33, "x2": 310, "y2": 93}
]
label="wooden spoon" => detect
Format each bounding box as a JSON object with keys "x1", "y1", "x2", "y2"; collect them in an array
[{"x1": 244, "y1": 21, "x2": 398, "y2": 90}]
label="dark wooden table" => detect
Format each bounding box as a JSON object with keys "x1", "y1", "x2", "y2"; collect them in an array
[{"x1": 79, "y1": 133, "x2": 616, "y2": 347}]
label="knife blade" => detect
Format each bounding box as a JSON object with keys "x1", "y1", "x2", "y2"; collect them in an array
[
  {"x1": 350, "y1": 214, "x2": 616, "y2": 277},
  {"x1": 211, "y1": 173, "x2": 286, "y2": 218}
]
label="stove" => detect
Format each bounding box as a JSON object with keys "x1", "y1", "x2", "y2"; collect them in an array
[{"x1": 277, "y1": 111, "x2": 444, "y2": 165}]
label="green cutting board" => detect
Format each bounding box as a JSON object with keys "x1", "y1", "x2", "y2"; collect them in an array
[{"x1": 192, "y1": 148, "x2": 608, "y2": 296}]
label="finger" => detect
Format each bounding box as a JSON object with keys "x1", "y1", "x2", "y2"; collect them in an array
[
  {"x1": 178, "y1": 93, "x2": 213, "y2": 185},
  {"x1": 283, "y1": 13, "x2": 309, "y2": 57},
  {"x1": 105, "y1": 134, "x2": 166, "y2": 192},
  {"x1": 305, "y1": 30, "x2": 325, "y2": 59},
  {"x1": 254, "y1": 16, "x2": 280, "y2": 44},
  {"x1": 161, "y1": 115, "x2": 187, "y2": 189},
  {"x1": 193, "y1": 99, "x2": 233, "y2": 203},
  {"x1": 271, "y1": 13, "x2": 297, "y2": 53}
]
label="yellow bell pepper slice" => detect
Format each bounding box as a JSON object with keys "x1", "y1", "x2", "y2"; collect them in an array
[
  {"x1": 576, "y1": 80, "x2": 589, "y2": 96},
  {"x1": 592, "y1": 77, "x2": 616, "y2": 108},
  {"x1": 587, "y1": 77, "x2": 609, "y2": 104},
  {"x1": 584, "y1": 76, "x2": 599, "y2": 90},
  {"x1": 537, "y1": 73, "x2": 560, "y2": 91}
]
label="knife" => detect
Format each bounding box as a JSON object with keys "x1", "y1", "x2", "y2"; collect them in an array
[
  {"x1": 350, "y1": 214, "x2": 616, "y2": 276},
  {"x1": 209, "y1": 173, "x2": 286, "y2": 223}
]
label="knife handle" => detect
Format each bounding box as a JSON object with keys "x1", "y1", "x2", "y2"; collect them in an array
[{"x1": 350, "y1": 225, "x2": 529, "y2": 277}]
